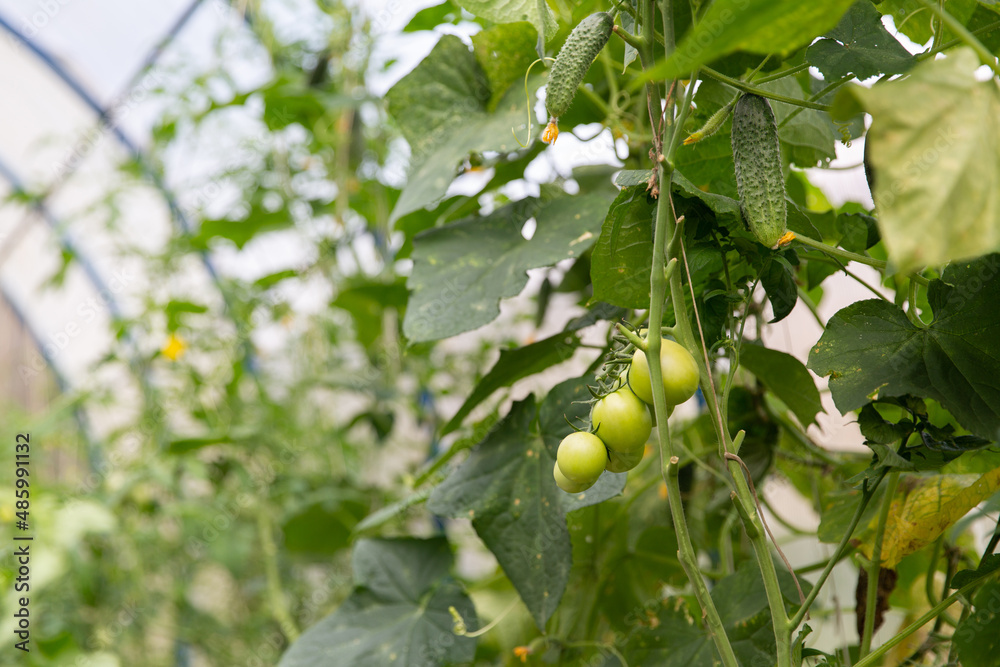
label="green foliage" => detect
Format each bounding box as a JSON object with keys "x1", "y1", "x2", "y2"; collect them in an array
[
  {"x1": 385, "y1": 35, "x2": 538, "y2": 222},
  {"x1": 20, "y1": 1, "x2": 1000, "y2": 666},
  {"x1": 807, "y1": 1, "x2": 916, "y2": 79},
  {"x1": 428, "y1": 382, "x2": 626, "y2": 628},
  {"x1": 739, "y1": 343, "x2": 823, "y2": 427},
  {"x1": 455, "y1": 0, "x2": 557, "y2": 46},
  {"x1": 277, "y1": 538, "x2": 478, "y2": 667},
  {"x1": 404, "y1": 193, "x2": 612, "y2": 342},
  {"x1": 809, "y1": 253, "x2": 1000, "y2": 437},
  {"x1": 642, "y1": 0, "x2": 856, "y2": 81}
]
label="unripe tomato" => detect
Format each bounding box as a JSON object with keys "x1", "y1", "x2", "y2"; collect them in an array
[
  {"x1": 606, "y1": 447, "x2": 643, "y2": 473},
  {"x1": 555, "y1": 431, "x2": 607, "y2": 483},
  {"x1": 591, "y1": 386, "x2": 651, "y2": 453},
  {"x1": 627, "y1": 339, "x2": 699, "y2": 406},
  {"x1": 553, "y1": 462, "x2": 594, "y2": 493}
]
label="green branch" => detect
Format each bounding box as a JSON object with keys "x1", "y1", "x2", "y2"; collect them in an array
[
  {"x1": 915, "y1": 0, "x2": 1000, "y2": 76},
  {"x1": 753, "y1": 62, "x2": 811, "y2": 84},
  {"x1": 860, "y1": 471, "x2": 901, "y2": 658},
  {"x1": 854, "y1": 578, "x2": 983, "y2": 667},
  {"x1": 258, "y1": 508, "x2": 300, "y2": 642},
  {"x1": 701, "y1": 67, "x2": 831, "y2": 111},
  {"x1": 791, "y1": 233, "x2": 887, "y2": 270},
  {"x1": 789, "y1": 471, "x2": 887, "y2": 629},
  {"x1": 918, "y1": 20, "x2": 1000, "y2": 61}
]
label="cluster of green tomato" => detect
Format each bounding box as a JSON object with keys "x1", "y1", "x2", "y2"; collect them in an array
[{"x1": 553, "y1": 339, "x2": 700, "y2": 493}]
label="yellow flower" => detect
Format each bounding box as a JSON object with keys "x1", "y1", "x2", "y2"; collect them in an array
[
  {"x1": 513, "y1": 646, "x2": 532, "y2": 662},
  {"x1": 541, "y1": 119, "x2": 559, "y2": 144},
  {"x1": 778, "y1": 231, "x2": 797, "y2": 247},
  {"x1": 161, "y1": 333, "x2": 187, "y2": 361}
]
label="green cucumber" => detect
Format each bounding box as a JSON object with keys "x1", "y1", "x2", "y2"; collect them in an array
[
  {"x1": 731, "y1": 93, "x2": 786, "y2": 247},
  {"x1": 544, "y1": 12, "x2": 613, "y2": 138}
]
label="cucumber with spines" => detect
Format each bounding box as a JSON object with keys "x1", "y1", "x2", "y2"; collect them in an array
[
  {"x1": 543, "y1": 12, "x2": 614, "y2": 143},
  {"x1": 731, "y1": 93, "x2": 786, "y2": 247}
]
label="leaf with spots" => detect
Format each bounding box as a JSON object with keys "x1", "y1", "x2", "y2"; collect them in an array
[
  {"x1": 838, "y1": 49, "x2": 1000, "y2": 273},
  {"x1": 472, "y1": 22, "x2": 538, "y2": 110},
  {"x1": 455, "y1": 0, "x2": 557, "y2": 47},
  {"x1": 278, "y1": 537, "x2": 477, "y2": 667},
  {"x1": 808, "y1": 254, "x2": 1000, "y2": 438},
  {"x1": 404, "y1": 193, "x2": 611, "y2": 343},
  {"x1": 855, "y1": 468, "x2": 1000, "y2": 568},
  {"x1": 386, "y1": 34, "x2": 544, "y2": 222},
  {"x1": 428, "y1": 379, "x2": 625, "y2": 629}
]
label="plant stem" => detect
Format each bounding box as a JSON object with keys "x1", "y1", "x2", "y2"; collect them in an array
[
  {"x1": 648, "y1": 163, "x2": 739, "y2": 667},
  {"x1": 777, "y1": 75, "x2": 852, "y2": 130},
  {"x1": 789, "y1": 471, "x2": 887, "y2": 629},
  {"x1": 641, "y1": 6, "x2": 738, "y2": 652},
  {"x1": 854, "y1": 579, "x2": 983, "y2": 667},
  {"x1": 915, "y1": 0, "x2": 1000, "y2": 76},
  {"x1": 754, "y1": 62, "x2": 810, "y2": 84},
  {"x1": 918, "y1": 20, "x2": 1000, "y2": 61},
  {"x1": 612, "y1": 24, "x2": 644, "y2": 51},
  {"x1": 906, "y1": 276, "x2": 930, "y2": 328},
  {"x1": 792, "y1": 233, "x2": 888, "y2": 271},
  {"x1": 859, "y1": 470, "x2": 901, "y2": 658},
  {"x1": 664, "y1": 70, "x2": 699, "y2": 163},
  {"x1": 258, "y1": 508, "x2": 300, "y2": 642},
  {"x1": 701, "y1": 67, "x2": 831, "y2": 110}
]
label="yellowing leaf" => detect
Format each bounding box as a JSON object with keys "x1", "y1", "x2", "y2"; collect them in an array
[
  {"x1": 846, "y1": 49, "x2": 1000, "y2": 273},
  {"x1": 860, "y1": 468, "x2": 1000, "y2": 567}
]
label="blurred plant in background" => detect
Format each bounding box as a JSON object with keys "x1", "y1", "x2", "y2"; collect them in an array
[{"x1": 0, "y1": 2, "x2": 509, "y2": 665}]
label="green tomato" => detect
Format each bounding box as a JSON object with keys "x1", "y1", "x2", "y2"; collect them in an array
[
  {"x1": 627, "y1": 339, "x2": 700, "y2": 406},
  {"x1": 591, "y1": 386, "x2": 651, "y2": 453},
  {"x1": 553, "y1": 462, "x2": 594, "y2": 493},
  {"x1": 555, "y1": 431, "x2": 607, "y2": 483},
  {"x1": 605, "y1": 447, "x2": 644, "y2": 473}
]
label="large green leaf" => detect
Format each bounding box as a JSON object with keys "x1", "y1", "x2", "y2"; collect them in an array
[
  {"x1": 808, "y1": 254, "x2": 1000, "y2": 438},
  {"x1": 639, "y1": 0, "x2": 856, "y2": 82},
  {"x1": 332, "y1": 278, "x2": 409, "y2": 349},
  {"x1": 281, "y1": 493, "x2": 369, "y2": 555},
  {"x1": 807, "y1": 0, "x2": 915, "y2": 80},
  {"x1": 278, "y1": 537, "x2": 477, "y2": 667},
  {"x1": 385, "y1": 34, "x2": 490, "y2": 155},
  {"x1": 428, "y1": 381, "x2": 626, "y2": 629},
  {"x1": 842, "y1": 49, "x2": 1000, "y2": 273},
  {"x1": 592, "y1": 172, "x2": 741, "y2": 309},
  {"x1": 385, "y1": 35, "x2": 541, "y2": 222},
  {"x1": 404, "y1": 193, "x2": 610, "y2": 343},
  {"x1": 590, "y1": 186, "x2": 655, "y2": 309},
  {"x1": 454, "y1": 0, "x2": 557, "y2": 46},
  {"x1": 955, "y1": 580, "x2": 1000, "y2": 663},
  {"x1": 740, "y1": 343, "x2": 823, "y2": 428},
  {"x1": 472, "y1": 22, "x2": 539, "y2": 110}
]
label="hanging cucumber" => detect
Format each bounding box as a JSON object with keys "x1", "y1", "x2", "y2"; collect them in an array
[
  {"x1": 731, "y1": 93, "x2": 786, "y2": 247},
  {"x1": 542, "y1": 12, "x2": 614, "y2": 144}
]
